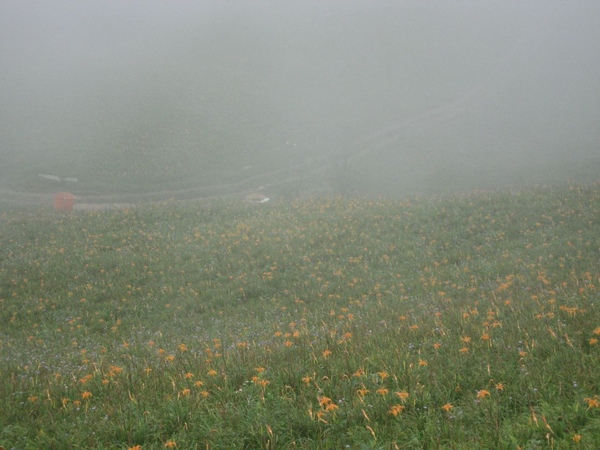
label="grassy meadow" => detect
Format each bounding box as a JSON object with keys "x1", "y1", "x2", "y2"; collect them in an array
[{"x1": 1, "y1": 182, "x2": 599, "y2": 449}]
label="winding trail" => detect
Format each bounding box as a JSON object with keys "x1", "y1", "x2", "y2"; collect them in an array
[{"x1": 1, "y1": 9, "x2": 558, "y2": 210}]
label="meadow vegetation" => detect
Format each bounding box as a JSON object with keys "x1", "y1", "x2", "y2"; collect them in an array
[{"x1": 1, "y1": 182, "x2": 599, "y2": 449}]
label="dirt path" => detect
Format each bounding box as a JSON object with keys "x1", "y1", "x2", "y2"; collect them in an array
[
  {"x1": 0, "y1": 154, "x2": 333, "y2": 209},
  {"x1": 1, "y1": 13, "x2": 558, "y2": 211}
]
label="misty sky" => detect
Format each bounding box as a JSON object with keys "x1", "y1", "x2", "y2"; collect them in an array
[{"x1": 1, "y1": 1, "x2": 599, "y2": 195}]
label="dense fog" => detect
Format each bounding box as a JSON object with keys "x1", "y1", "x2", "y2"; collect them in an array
[{"x1": 1, "y1": 0, "x2": 599, "y2": 197}]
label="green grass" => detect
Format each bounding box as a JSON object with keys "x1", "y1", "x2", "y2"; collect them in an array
[{"x1": 1, "y1": 182, "x2": 599, "y2": 449}]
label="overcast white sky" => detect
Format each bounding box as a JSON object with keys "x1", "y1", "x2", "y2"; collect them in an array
[{"x1": 1, "y1": 1, "x2": 599, "y2": 193}]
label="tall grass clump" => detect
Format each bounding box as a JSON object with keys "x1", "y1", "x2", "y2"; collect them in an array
[{"x1": 1, "y1": 182, "x2": 599, "y2": 449}]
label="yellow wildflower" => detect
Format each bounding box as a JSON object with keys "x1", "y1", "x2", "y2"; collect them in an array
[
  {"x1": 109, "y1": 365, "x2": 123, "y2": 374},
  {"x1": 395, "y1": 391, "x2": 410, "y2": 401},
  {"x1": 325, "y1": 403, "x2": 339, "y2": 412},
  {"x1": 476, "y1": 390, "x2": 490, "y2": 400},
  {"x1": 356, "y1": 388, "x2": 370, "y2": 397},
  {"x1": 255, "y1": 379, "x2": 270, "y2": 388},
  {"x1": 388, "y1": 404, "x2": 405, "y2": 416},
  {"x1": 318, "y1": 396, "x2": 333, "y2": 407},
  {"x1": 584, "y1": 396, "x2": 600, "y2": 409}
]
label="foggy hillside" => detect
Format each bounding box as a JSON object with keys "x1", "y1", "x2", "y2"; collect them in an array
[{"x1": 1, "y1": 0, "x2": 599, "y2": 198}]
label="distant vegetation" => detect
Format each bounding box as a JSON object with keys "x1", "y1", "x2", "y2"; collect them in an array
[{"x1": 1, "y1": 181, "x2": 599, "y2": 448}]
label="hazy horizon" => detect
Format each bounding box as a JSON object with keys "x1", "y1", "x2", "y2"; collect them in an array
[{"x1": 1, "y1": 0, "x2": 599, "y2": 198}]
